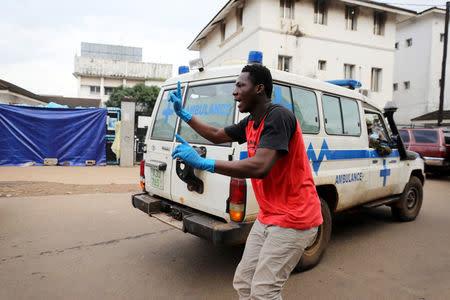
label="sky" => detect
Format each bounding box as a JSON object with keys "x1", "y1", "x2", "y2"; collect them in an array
[{"x1": 0, "y1": 0, "x2": 447, "y2": 97}]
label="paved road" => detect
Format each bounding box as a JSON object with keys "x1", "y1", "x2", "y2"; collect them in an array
[{"x1": 1, "y1": 176, "x2": 449, "y2": 299}]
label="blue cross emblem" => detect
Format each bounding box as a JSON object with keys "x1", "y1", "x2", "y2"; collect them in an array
[
  {"x1": 162, "y1": 102, "x2": 174, "y2": 123},
  {"x1": 379, "y1": 159, "x2": 391, "y2": 187}
]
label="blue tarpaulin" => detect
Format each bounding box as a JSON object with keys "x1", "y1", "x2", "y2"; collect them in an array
[{"x1": 0, "y1": 104, "x2": 107, "y2": 166}]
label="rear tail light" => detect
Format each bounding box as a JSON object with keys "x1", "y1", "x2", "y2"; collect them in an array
[
  {"x1": 439, "y1": 146, "x2": 446, "y2": 157},
  {"x1": 140, "y1": 160, "x2": 145, "y2": 190},
  {"x1": 439, "y1": 135, "x2": 447, "y2": 157},
  {"x1": 228, "y1": 178, "x2": 246, "y2": 222}
]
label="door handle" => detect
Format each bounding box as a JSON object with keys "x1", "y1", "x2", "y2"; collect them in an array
[
  {"x1": 372, "y1": 160, "x2": 378, "y2": 164},
  {"x1": 389, "y1": 160, "x2": 397, "y2": 164}
]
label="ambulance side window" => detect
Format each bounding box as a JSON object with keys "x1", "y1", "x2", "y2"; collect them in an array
[
  {"x1": 322, "y1": 95, "x2": 361, "y2": 136},
  {"x1": 341, "y1": 98, "x2": 361, "y2": 135},
  {"x1": 178, "y1": 82, "x2": 235, "y2": 145},
  {"x1": 271, "y1": 84, "x2": 293, "y2": 111},
  {"x1": 291, "y1": 87, "x2": 319, "y2": 133},
  {"x1": 322, "y1": 95, "x2": 343, "y2": 134},
  {"x1": 151, "y1": 88, "x2": 183, "y2": 141},
  {"x1": 365, "y1": 111, "x2": 390, "y2": 143}
]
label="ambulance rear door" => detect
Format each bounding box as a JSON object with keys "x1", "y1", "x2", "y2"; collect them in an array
[
  {"x1": 144, "y1": 86, "x2": 184, "y2": 200},
  {"x1": 171, "y1": 79, "x2": 237, "y2": 220}
]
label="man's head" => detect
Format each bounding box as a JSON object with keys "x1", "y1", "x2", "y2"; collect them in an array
[{"x1": 233, "y1": 64, "x2": 273, "y2": 113}]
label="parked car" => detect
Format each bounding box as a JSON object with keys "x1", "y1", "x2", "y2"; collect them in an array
[{"x1": 399, "y1": 128, "x2": 450, "y2": 174}]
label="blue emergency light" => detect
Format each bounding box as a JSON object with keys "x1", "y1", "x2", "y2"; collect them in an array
[
  {"x1": 248, "y1": 51, "x2": 263, "y2": 64},
  {"x1": 178, "y1": 66, "x2": 190, "y2": 75},
  {"x1": 327, "y1": 79, "x2": 362, "y2": 90}
]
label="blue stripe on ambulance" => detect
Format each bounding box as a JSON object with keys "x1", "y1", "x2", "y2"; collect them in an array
[{"x1": 239, "y1": 139, "x2": 399, "y2": 186}]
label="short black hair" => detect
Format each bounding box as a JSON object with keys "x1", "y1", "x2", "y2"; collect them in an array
[{"x1": 241, "y1": 64, "x2": 273, "y2": 98}]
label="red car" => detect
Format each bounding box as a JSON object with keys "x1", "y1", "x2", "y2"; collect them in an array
[{"x1": 399, "y1": 128, "x2": 450, "y2": 174}]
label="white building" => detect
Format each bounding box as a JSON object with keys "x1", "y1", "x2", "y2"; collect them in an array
[
  {"x1": 393, "y1": 7, "x2": 450, "y2": 125},
  {"x1": 73, "y1": 42, "x2": 172, "y2": 105},
  {"x1": 188, "y1": 0, "x2": 415, "y2": 107}
]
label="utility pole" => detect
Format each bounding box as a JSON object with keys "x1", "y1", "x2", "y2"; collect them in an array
[{"x1": 438, "y1": 1, "x2": 450, "y2": 126}]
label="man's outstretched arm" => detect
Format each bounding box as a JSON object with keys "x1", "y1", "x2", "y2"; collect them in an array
[
  {"x1": 172, "y1": 135, "x2": 281, "y2": 179},
  {"x1": 169, "y1": 81, "x2": 233, "y2": 144}
]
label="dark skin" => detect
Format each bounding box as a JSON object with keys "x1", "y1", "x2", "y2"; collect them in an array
[{"x1": 184, "y1": 72, "x2": 282, "y2": 179}]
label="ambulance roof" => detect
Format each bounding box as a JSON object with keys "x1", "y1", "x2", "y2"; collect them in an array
[{"x1": 163, "y1": 65, "x2": 381, "y2": 111}]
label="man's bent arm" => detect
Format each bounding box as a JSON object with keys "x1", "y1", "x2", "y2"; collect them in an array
[
  {"x1": 187, "y1": 116, "x2": 233, "y2": 144},
  {"x1": 214, "y1": 148, "x2": 282, "y2": 179}
]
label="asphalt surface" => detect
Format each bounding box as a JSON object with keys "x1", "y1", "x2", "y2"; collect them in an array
[{"x1": 1, "y1": 174, "x2": 449, "y2": 299}]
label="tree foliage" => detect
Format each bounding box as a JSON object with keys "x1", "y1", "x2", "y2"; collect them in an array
[{"x1": 105, "y1": 83, "x2": 160, "y2": 114}]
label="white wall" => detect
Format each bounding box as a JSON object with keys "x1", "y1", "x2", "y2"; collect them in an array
[
  {"x1": 199, "y1": 0, "x2": 262, "y2": 66},
  {"x1": 197, "y1": 0, "x2": 398, "y2": 107},
  {"x1": 393, "y1": 11, "x2": 450, "y2": 125}
]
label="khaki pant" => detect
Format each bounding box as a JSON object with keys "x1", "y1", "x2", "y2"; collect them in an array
[{"x1": 233, "y1": 219, "x2": 318, "y2": 300}]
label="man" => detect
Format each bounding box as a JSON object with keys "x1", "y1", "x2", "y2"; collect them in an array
[{"x1": 169, "y1": 64, "x2": 323, "y2": 299}]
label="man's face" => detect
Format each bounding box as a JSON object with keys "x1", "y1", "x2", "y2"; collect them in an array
[{"x1": 232, "y1": 72, "x2": 261, "y2": 113}]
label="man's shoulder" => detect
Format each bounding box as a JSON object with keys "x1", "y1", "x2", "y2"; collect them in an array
[{"x1": 266, "y1": 103, "x2": 296, "y2": 123}]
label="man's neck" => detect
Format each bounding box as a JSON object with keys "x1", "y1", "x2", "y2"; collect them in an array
[{"x1": 250, "y1": 99, "x2": 271, "y2": 124}]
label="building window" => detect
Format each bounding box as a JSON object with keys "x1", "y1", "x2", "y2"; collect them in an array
[
  {"x1": 280, "y1": 0, "x2": 293, "y2": 19},
  {"x1": 393, "y1": 83, "x2": 398, "y2": 91},
  {"x1": 441, "y1": 33, "x2": 445, "y2": 42},
  {"x1": 373, "y1": 12, "x2": 385, "y2": 36},
  {"x1": 404, "y1": 81, "x2": 410, "y2": 89},
  {"x1": 278, "y1": 55, "x2": 292, "y2": 72},
  {"x1": 344, "y1": 64, "x2": 355, "y2": 79},
  {"x1": 395, "y1": 42, "x2": 399, "y2": 49},
  {"x1": 345, "y1": 6, "x2": 357, "y2": 30},
  {"x1": 90, "y1": 86, "x2": 100, "y2": 94},
  {"x1": 406, "y1": 38, "x2": 412, "y2": 47},
  {"x1": 220, "y1": 22, "x2": 226, "y2": 42},
  {"x1": 236, "y1": 6, "x2": 243, "y2": 28},
  {"x1": 104, "y1": 87, "x2": 114, "y2": 95},
  {"x1": 371, "y1": 68, "x2": 382, "y2": 92},
  {"x1": 314, "y1": 0, "x2": 327, "y2": 25},
  {"x1": 318, "y1": 60, "x2": 327, "y2": 71}
]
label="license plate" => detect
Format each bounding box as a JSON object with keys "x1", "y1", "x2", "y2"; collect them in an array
[{"x1": 150, "y1": 168, "x2": 164, "y2": 189}]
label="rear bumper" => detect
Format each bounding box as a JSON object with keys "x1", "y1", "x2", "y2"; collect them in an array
[
  {"x1": 131, "y1": 193, "x2": 252, "y2": 246},
  {"x1": 423, "y1": 157, "x2": 450, "y2": 168}
]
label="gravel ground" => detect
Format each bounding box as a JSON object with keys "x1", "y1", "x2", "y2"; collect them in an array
[{"x1": 0, "y1": 166, "x2": 142, "y2": 197}]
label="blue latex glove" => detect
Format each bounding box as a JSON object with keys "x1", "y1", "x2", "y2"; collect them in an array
[
  {"x1": 168, "y1": 81, "x2": 192, "y2": 123},
  {"x1": 172, "y1": 134, "x2": 215, "y2": 173}
]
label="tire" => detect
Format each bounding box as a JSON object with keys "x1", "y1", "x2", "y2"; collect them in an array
[
  {"x1": 391, "y1": 176, "x2": 423, "y2": 222},
  {"x1": 295, "y1": 198, "x2": 332, "y2": 272}
]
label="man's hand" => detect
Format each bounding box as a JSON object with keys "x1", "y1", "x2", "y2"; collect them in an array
[
  {"x1": 172, "y1": 134, "x2": 215, "y2": 173},
  {"x1": 168, "y1": 81, "x2": 192, "y2": 123}
]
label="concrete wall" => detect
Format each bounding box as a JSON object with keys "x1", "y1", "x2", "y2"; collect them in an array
[
  {"x1": 74, "y1": 56, "x2": 172, "y2": 80},
  {"x1": 74, "y1": 56, "x2": 172, "y2": 105},
  {"x1": 197, "y1": 0, "x2": 399, "y2": 107},
  {"x1": 120, "y1": 98, "x2": 136, "y2": 167},
  {"x1": 78, "y1": 76, "x2": 164, "y2": 104},
  {"x1": 199, "y1": 0, "x2": 262, "y2": 66},
  {"x1": 394, "y1": 10, "x2": 450, "y2": 125}
]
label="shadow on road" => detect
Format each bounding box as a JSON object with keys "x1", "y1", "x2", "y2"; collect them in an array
[
  {"x1": 425, "y1": 173, "x2": 450, "y2": 182},
  {"x1": 148, "y1": 206, "x2": 398, "y2": 279}
]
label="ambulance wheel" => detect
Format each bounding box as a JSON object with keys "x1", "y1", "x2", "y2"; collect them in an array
[
  {"x1": 391, "y1": 176, "x2": 423, "y2": 222},
  {"x1": 295, "y1": 198, "x2": 332, "y2": 272}
]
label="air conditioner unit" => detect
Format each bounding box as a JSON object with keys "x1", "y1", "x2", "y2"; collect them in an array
[{"x1": 360, "y1": 89, "x2": 370, "y2": 97}]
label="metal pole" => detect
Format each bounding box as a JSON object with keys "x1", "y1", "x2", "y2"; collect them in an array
[{"x1": 438, "y1": 1, "x2": 450, "y2": 126}]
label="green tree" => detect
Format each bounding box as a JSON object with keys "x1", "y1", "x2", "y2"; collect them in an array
[{"x1": 105, "y1": 83, "x2": 160, "y2": 114}]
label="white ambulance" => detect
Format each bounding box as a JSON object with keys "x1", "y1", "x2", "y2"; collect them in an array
[{"x1": 132, "y1": 54, "x2": 424, "y2": 271}]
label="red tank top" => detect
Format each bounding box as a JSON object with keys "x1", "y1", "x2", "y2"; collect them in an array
[{"x1": 246, "y1": 118, "x2": 323, "y2": 230}]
